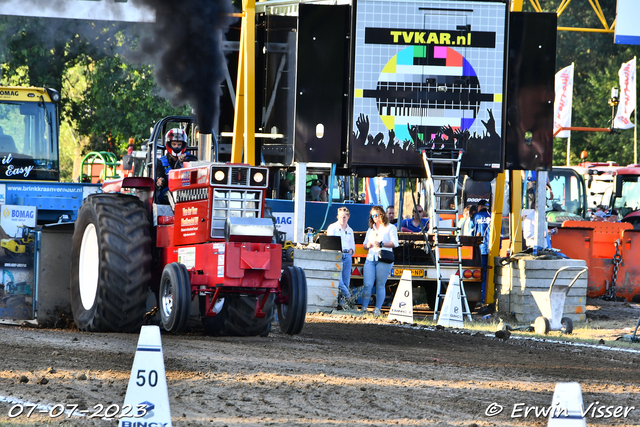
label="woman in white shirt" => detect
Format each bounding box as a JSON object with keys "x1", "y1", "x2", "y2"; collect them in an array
[
  {"x1": 360, "y1": 206, "x2": 399, "y2": 317},
  {"x1": 326, "y1": 207, "x2": 356, "y2": 307}
]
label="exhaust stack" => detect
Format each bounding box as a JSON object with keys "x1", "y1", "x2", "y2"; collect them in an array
[{"x1": 198, "y1": 133, "x2": 213, "y2": 162}]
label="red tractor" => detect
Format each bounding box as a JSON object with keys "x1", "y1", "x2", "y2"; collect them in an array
[{"x1": 69, "y1": 116, "x2": 307, "y2": 336}]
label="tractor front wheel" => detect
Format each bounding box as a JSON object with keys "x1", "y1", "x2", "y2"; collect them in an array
[
  {"x1": 159, "y1": 263, "x2": 191, "y2": 333},
  {"x1": 278, "y1": 266, "x2": 307, "y2": 335},
  {"x1": 70, "y1": 194, "x2": 151, "y2": 332}
]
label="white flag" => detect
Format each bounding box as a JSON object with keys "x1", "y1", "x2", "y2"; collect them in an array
[
  {"x1": 553, "y1": 64, "x2": 574, "y2": 139},
  {"x1": 613, "y1": 58, "x2": 636, "y2": 130}
]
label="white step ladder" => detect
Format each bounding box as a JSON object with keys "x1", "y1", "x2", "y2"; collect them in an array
[{"x1": 421, "y1": 148, "x2": 472, "y2": 322}]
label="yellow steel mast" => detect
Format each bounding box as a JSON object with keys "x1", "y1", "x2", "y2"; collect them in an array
[{"x1": 231, "y1": 0, "x2": 256, "y2": 165}]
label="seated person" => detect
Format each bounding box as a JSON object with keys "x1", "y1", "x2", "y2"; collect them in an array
[
  {"x1": 0, "y1": 126, "x2": 19, "y2": 157},
  {"x1": 308, "y1": 179, "x2": 327, "y2": 201},
  {"x1": 0, "y1": 132, "x2": 33, "y2": 166},
  {"x1": 156, "y1": 128, "x2": 192, "y2": 204},
  {"x1": 605, "y1": 208, "x2": 620, "y2": 222},
  {"x1": 401, "y1": 205, "x2": 429, "y2": 232},
  {"x1": 591, "y1": 206, "x2": 607, "y2": 221},
  {"x1": 460, "y1": 205, "x2": 476, "y2": 236},
  {"x1": 0, "y1": 135, "x2": 16, "y2": 152}
]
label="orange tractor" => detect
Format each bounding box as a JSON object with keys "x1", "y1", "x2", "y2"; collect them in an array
[{"x1": 69, "y1": 116, "x2": 307, "y2": 335}]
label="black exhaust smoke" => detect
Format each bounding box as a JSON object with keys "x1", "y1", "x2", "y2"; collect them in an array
[{"x1": 133, "y1": 0, "x2": 234, "y2": 132}]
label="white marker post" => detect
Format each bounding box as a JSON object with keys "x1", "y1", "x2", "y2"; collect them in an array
[
  {"x1": 437, "y1": 274, "x2": 464, "y2": 328},
  {"x1": 548, "y1": 382, "x2": 586, "y2": 427},
  {"x1": 119, "y1": 326, "x2": 172, "y2": 427},
  {"x1": 388, "y1": 270, "x2": 414, "y2": 323}
]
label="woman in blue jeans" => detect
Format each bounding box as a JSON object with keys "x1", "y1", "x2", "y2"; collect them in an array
[{"x1": 360, "y1": 206, "x2": 399, "y2": 317}]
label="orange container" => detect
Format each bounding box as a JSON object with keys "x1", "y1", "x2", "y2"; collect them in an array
[{"x1": 551, "y1": 221, "x2": 640, "y2": 301}]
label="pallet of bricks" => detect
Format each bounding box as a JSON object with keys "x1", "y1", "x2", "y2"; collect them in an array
[
  {"x1": 494, "y1": 258, "x2": 588, "y2": 323},
  {"x1": 293, "y1": 249, "x2": 342, "y2": 312}
]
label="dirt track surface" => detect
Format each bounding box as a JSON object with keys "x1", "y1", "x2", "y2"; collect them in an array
[{"x1": 1, "y1": 301, "x2": 640, "y2": 426}]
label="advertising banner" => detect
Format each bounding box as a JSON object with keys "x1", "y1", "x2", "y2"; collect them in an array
[
  {"x1": 273, "y1": 212, "x2": 295, "y2": 242},
  {"x1": 554, "y1": 64, "x2": 574, "y2": 138},
  {"x1": 0, "y1": 205, "x2": 37, "y2": 320},
  {"x1": 613, "y1": 57, "x2": 636, "y2": 130},
  {"x1": 350, "y1": 0, "x2": 507, "y2": 172},
  {"x1": 364, "y1": 177, "x2": 395, "y2": 209}
]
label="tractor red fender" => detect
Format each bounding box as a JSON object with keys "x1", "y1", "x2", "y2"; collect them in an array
[{"x1": 102, "y1": 176, "x2": 155, "y2": 193}]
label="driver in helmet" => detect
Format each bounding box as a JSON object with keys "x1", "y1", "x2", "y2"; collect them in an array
[{"x1": 156, "y1": 128, "x2": 189, "y2": 203}]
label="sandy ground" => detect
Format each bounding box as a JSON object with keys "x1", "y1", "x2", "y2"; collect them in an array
[{"x1": 0, "y1": 299, "x2": 639, "y2": 426}]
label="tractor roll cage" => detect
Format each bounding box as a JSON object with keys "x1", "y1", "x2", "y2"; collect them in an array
[{"x1": 146, "y1": 116, "x2": 220, "y2": 185}]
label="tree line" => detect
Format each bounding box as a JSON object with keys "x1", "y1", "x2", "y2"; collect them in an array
[
  {"x1": 549, "y1": 0, "x2": 640, "y2": 166},
  {"x1": 0, "y1": 17, "x2": 190, "y2": 181}
]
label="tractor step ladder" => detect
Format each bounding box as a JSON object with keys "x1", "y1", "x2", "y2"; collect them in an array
[{"x1": 421, "y1": 148, "x2": 473, "y2": 322}]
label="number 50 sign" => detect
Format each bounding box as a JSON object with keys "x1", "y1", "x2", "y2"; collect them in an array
[
  {"x1": 119, "y1": 326, "x2": 173, "y2": 427},
  {"x1": 136, "y1": 369, "x2": 159, "y2": 387}
]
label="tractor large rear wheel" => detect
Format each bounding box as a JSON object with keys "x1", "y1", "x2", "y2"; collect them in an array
[
  {"x1": 159, "y1": 263, "x2": 191, "y2": 333},
  {"x1": 70, "y1": 194, "x2": 151, "y2": 332},
  {"x1": 225, "y1": 294, "x2": 274, "y2": 337},
  {"x1": 202, "y1": 294, "x2": 274, "y2": 337},
  {"x1": 278, "y1": 266, "x2": 307, "y2": 335},
  {"x1": 202, "y1": 297, "x2": 229, "y2": 336}
]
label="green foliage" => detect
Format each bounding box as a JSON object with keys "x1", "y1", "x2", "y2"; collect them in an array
[
  {"x1": 0, "y1": 16, "x2": 191, "y2": 173},
  {"x1": 539, "y1": 1, "x2": 640, "y2": 166},
  {"x1": 59, "y1": 121, "x2": 78, "y2": 182},
  {"x1": 68, "y1": 55, "x2": 190, "y2": 154},
  {"x1": 0, "y1": 17, "x2": 125, "y2": 96}
]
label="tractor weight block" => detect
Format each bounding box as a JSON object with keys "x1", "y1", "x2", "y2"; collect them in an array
[{"x1": 225, "y1": 217, "x2": 274, "y2": 243}]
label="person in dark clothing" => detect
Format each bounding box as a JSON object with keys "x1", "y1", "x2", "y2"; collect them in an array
[
  {"x1": 470, "y1": 199, "x2": 491, "y2": 302},
  {"x1": 156, "y1": 128, "x2": 189, "y2": 204}
]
